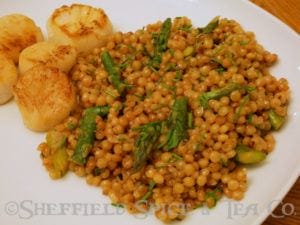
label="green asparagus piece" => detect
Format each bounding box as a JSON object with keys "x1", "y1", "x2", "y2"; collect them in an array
[
  {"x1": 46, "y1": 131, "x2": 69, "y2": 179},
  {"x1": 163, "y1": 97, "x2": 188, "y2": 151},
  {"x1": 149, "y1": 18, "x2": 172, "y2": 69},
  {"x1": 50, "y1": 148, "x2": 69, "y2": 179},
  {"x1": 140, "y1": 181, "x2": 156, "y2": 201},
  {"x1": 72, "y1": 106, "x2": 110, "y2": 165},
  {"x1": 154, "y1": 18, "x2": 172, "y2": 53},
  {"x1": 268, "y1": 109, "x2": 285, "y2": 130},
  {"x1": 101, "y1": 51, "x2": 128, "y2": 96},
  {"x1": 235, "y1": 144, "x2": 266, "y2": 164},
  {"x1": 233, "y1": 95, "x2": 250, "y2": 123},
  {"x1": 133, "y1": 121, "x2": 162, "y2": 172},
  {"x1": 199, "y1": 83, "x2": 243, "y2": 109},
  {"x1": 200, "y1": 16, "x2": 219, "y2": 34},
  {"x1": 244, "y1": 85, "x2": 256, "y2": 93},
  {"x1": 46, "y1": 130, "x2": 67, "y2": 150},
  {"x1": 188, "y1": 112, "x2": 194, "y2": 129}
]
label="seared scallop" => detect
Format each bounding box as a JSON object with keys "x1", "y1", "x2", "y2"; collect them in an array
[
  {"x1": 14, "y1": 65, "x2": 76, "y2": 132},
  {"x1": 0, "y1": 14, "x2": 44, "y2": 64},
  {"x1": 47, "y1": 4, "x2": 113, "y2": 54},
  {"x1": 19, "y1": 41, "x2": 77, "y2": 74},
  {"x1": 0, "y1": 52, "x2": 18, "y2": 104}
]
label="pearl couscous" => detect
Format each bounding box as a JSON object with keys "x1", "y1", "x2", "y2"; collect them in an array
[{"x1": 38, "y1": 17, "x2": 290, "y2": 222}]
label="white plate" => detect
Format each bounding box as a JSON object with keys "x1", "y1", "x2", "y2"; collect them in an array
[{"x1": 0, "y1": 0, "x2": 299, "y2": 225}]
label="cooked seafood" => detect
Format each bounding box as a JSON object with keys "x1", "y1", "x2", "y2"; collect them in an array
[
  {"x1": 0, "y1": 14, "x2": 44, "y2": 64},
  {"x1": 19, "y1": 41, "x2": 77, "y2": 74},
  {"x1": 47, "y1": 4, "x2": 113, "y2": 54},
  {"x1": 14, "y1": 65, "x2": 76, "y2": 132},
  {"x1": 0, "y1": 52, "x2": 18, "y2": 104}
]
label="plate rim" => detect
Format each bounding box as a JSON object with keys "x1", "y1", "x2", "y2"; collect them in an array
[{"x1": 239, "y1": 1, "x2": 300, "y2": 224}]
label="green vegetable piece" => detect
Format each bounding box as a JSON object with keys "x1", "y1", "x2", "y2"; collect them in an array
[
  {"x1": 149, "y1": 18, "x2": 172, "y2": 68},
  {"x1": 247, "y1": 113, "x2": 254, "y2": 124},
  {"x1": 268, "y1": 109, "x2": 285, "y2": 130},
  {"x1": 133, "y1": 93, "x2": 145, "y2": 101},
  {"x1": 72, "y1": 106, "x2": 110, "y2": 165},
  {"x1": 211, "y1": 58, "x2": 227, "y2": 73},
  {"x1": 119, "y1": 56, "x2": 134, "y2": 70},
  {"x1": 225, "y1": 51, "x2": 236, "y2": 66},
  {"x1": 211, "y1": 57, "x2": 223, "y2": 66},
  {"x1": 154, "y1": 18, "x2": 172, "y2": 53},
  {"x1": 244, "y1": 85, "x2": 256, "y2": 93},
  {"x1": 101, "y1": 51, "x2": 128, "y2": 96},
  {"x1": 174, "y1": 70, "x2": 183, "y2": 81},
  {"x1": 216, "y1": 67, "x2": 226, "y2": 73},
  {"x1": 165, "y1": 63, "x2": 177, "y2": 72},
  {"x1": 105, "y1": 89, "x2": 118, "y2": 99},
  {"x1": 188, "y1": 112, "x2": 194, "y2": 129},
  {"x1": 200, "y1": 16, "x2": 219, "y2": 34},
  {"x1": 183, "y1": 46, "x2": 194, "y2": 57},
  {"x1": 50, "y1": 148, "x2": 69, "y2": 179},
  {"x1": 46, "y1": 130, "x2": 67, "y2": 150},
  {"x1": 133, "y1": 121, "x2": 162, "y2": 172},
  {"x1": 233, "y1": 95, "x2": 250, "y2": 123},
  {"x1": 164, "y1": 97, "x2": 188, "y2": 151},
  {"x1": 140, "y1": 181, "x2": 156, "y2": 201},
  {"x1": 169, "y1": 48, "x2": 175, "y2": 56},
  {"x1": 89, "y1": 58, "x2": 98, "y2": 66},
  {"x1": 179, "y1": 24, "x2": 192, "y2": 32},
  {"x1": 239, "y1": 40, "x2": 249, "y2": 46},
  {"x1": 220, "y1": 158, "x2": 228, "y2": 167},
  {"x1": 92, "y1": 167, "x2": 102, "y2": 176},
  {"x1": 169, "y1": 153, "x2": 183, "y2": 162},
  {"x1": 160, "y1": 82, "x2": 176, "y2": 93},
  {"x1": 86, "y1": 69, "x2": 95, "y2": 76},
  {"x1": 199, "y1": 83, "x2": 243, "y2": 109},
  {"x1": 148, "y1": 55, "x2": 161, "y2": 71},
  {"x1": 193, "y1": 204, "x2": 203, "y2": 210},
  {"x1": 235, "y1": 144, "x2": 266, "y2": 164},
  {"x1": 45, "y1": 130, "x2": 68, "y2": 179},
  {"x1": 111, "y1": 203, "x2": 124, "y2": 208},
  {"x1": 205, "y1": 188, "x2": 222, "y2": 208},
  {"x1": 67, "y1": 122, "x2": 76, "y2": 130}
]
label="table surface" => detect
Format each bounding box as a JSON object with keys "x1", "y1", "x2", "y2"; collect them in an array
[{"x1": 250, "y1": 1, "x2": 300, "y2": 224}]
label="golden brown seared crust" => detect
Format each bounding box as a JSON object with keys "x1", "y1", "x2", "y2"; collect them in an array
[
  {"x1": 47, "y1": 4, "x2": 113, "y2": 54},
  {"x1": 14, "y1": 65, "x2": 76, "y2": 132},
  {"x1": 0, "y1": 52, "x2": 18, "y2": 104},
  {"x1": 19, "y1": 41, "x2": 77, "y2": 74},
  {"x1": 0, "y1": 14, "x2": 44, "y2": 64},
  {"x1": 51, "y1": 4, "x2": 110, "y2": 37}
]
